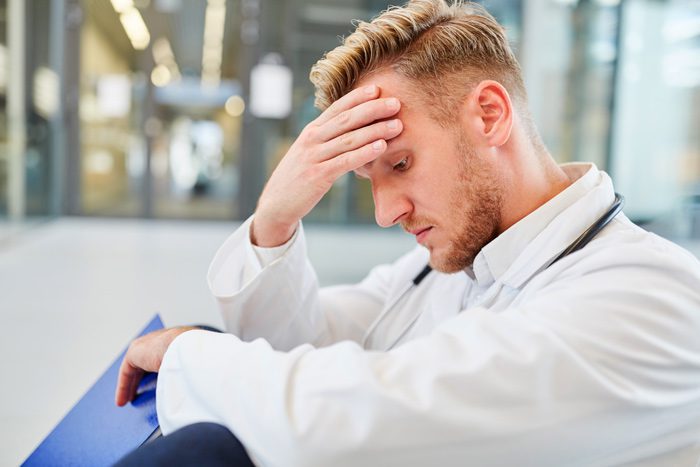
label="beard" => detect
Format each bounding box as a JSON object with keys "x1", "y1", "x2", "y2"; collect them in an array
[{"x1": 404, "y1": 134, "x2": 504, "y2": 274}]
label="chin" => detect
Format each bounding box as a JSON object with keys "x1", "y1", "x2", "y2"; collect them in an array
[{"x1": 429, "y1": 250, "x2": 469, "y2": 274}]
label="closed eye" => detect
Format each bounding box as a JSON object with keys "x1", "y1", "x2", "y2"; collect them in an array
[{"x1": 393, "y1": 157, "x2": 410, "y2": 172}]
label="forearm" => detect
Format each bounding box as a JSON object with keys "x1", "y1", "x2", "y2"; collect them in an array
[
  {"x1": 156, "y1": 315, "x2": 698, "y2": 467},
  {"x1": 207, "y1": 217, "x2": 323, "y2": 349}
]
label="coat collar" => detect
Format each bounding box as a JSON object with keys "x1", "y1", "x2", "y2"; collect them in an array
[{"x1": 467, "y1": 163, "x2": 616, "y2": 289}]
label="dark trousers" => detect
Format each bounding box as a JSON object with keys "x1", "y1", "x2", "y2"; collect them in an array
[{"x1": 115, "y1": 422, "x2": 255, "y2": 467}]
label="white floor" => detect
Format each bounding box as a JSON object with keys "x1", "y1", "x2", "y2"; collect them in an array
[{"x1": 0, "y1": 217, "x2": 414, "y2": 466}]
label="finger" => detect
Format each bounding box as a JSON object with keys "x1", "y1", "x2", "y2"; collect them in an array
[
  {"x1": 115, "y1": 357, "x2": 129, "y2": 406},
  {"x1": 314, "y1": 97, "x2": 401, "y2": 143},
  {"x1": 127, "y1": 368, "x2": 144, "y2": 402},
  {"x1": 314, "y1": 84, "x2": 380, "y2": 126},
  {"x1": 121, "y1": 367, "x2": 144, "y2": 406},
  {"x1": 321, "y1": 139, "x2": 387, "y2": 180},
  {"x1": 316, "y1": 118, "x2": 403, "y2": 162},
  {"x1": 115, "y1": 358, "x2": 144, "y2": 406}
]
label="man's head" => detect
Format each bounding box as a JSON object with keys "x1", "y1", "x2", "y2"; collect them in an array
[{"x1": 309, "y1": 0, "x2": 562, "y2": 273}]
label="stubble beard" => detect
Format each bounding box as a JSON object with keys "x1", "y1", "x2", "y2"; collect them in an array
[{"x1": 429, "y1": 135, "x2": 503, "y2": 274}]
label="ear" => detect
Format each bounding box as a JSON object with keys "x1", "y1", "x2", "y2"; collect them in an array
[{"x1": 462, "y1": 80, "x2": 513, "y2": 147}]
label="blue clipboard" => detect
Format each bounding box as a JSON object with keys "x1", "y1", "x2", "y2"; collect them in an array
[{"x1": 23, "y1": 315, "x2": 164, "y2": 466}]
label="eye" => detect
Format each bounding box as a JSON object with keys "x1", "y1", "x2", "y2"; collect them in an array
[{"x1": 393, "y1": 157, "x2": 410, "y2": 172}]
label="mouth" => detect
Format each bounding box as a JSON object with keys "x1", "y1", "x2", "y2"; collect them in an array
[{"x1": 409, "y1": 226, "x2": 433, "y2": 244}]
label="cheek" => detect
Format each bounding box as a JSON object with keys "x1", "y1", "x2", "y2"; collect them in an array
[{"x1": 412, "y1": 186, "x2": 456, "y2": 222}]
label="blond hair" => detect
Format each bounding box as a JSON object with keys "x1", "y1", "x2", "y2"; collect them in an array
[{"x1": 310, "y1": 0, "x2": 529, "y2": 126}]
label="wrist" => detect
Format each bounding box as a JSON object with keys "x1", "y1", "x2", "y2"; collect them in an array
[
  {"x1": 251, "y1": 215, "x2": 297, "y2": 247},
  {"x1": 164, "y1": 326, "x2": 196, "y2": 348},
  {"x1": 158, "y1": 327, "x2": 196, "y2": 367}
]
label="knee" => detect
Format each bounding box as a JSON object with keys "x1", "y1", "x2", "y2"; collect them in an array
[{"x1": 115, "y1": 422, "x2": 254, "y2": 467}]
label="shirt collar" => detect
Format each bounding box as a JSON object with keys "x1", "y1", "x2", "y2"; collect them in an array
[{"x1": 467, "y1": 163, "x2": 614, "y2": 288}]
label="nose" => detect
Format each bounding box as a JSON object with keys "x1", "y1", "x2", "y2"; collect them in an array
[{"x1": 372, "y1": 185, "x2": 412, "y2": 228}]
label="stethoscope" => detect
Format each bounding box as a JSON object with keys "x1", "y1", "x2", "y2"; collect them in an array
[{"x1": 361, "y1": 193, "x2": 625, "y2": 350}]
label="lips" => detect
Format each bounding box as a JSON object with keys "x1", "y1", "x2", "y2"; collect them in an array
[{"x1": 411, "y1": 227, "x2": 432, "y2": 243}]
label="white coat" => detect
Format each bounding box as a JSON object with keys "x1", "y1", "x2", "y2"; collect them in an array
[{"x1": 156, "y1": 163, "x2": 700, "y2": 466}]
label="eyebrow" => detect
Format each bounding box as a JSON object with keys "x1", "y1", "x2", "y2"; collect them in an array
[{"x1": 352, "y1": 133, "x2": 408, "y2": 179}]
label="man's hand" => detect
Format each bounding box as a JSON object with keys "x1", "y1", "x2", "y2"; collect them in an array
[
  {"x1": 115, "y1": 327, "x2": 197, "y2": 407},
  {"x1": 252, "y1": 84, "x2": 403, "y2": 247}
]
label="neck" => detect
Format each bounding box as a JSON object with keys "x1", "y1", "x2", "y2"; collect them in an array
[{"x1": 498, "y1": 150, "x2": 571, "y2": 234}]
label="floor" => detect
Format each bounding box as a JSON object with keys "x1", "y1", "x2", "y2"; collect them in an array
[{"x1": 0, "y1": 217, "x2": 414, "y2": 466}]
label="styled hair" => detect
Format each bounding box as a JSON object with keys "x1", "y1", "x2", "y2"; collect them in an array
[{"x1": 310, "y1": 0, "x2": 529, "y2": 126}]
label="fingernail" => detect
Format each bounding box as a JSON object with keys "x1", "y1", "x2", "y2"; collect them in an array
[
  {"x1": 365, "y1": 85, "x2": 377, "y2": 95},
  {"x1": 387, "y1": 119, "x2": 399, "y2": 130},
  {"x1": 386, "y1": 98, "x2": 399, "y2": 109},
  {"x1": 372, "y1": 140, "x2": 384, "y2": 150}
]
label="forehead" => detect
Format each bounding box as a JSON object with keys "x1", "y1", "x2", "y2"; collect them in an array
[
  {"x1": 353, "y1": 70, "x2": 433, "y2": 147},
  {"x1": 351, "y1": 71, "x2": 444, "y2": 177}
]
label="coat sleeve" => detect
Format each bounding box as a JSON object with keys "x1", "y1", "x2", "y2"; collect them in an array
[
  {"x1": 158, "y1": 242, "x2": 700, "y2": 467},
  {"x1": 207, "y1": 216, "x2": 424, "y2": 350}
]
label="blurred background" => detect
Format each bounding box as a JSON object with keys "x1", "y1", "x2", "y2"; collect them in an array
[
  {"x1": 0, "y1": 0, "x2": 698, "y2": 228},
  {"x1": 0, "y1": 0, "x2": 698, "y2": 464}
]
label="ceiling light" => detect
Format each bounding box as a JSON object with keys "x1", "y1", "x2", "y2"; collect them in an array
[
  {"x1": 225, "y1": 95, "x2": 245, "y2": 117},
  {"x1": 33, "y1": 66, "x2": 59, "y2": 118},
  {"x1": 110, "y1": 0, "x2": 134, "y2": 14},
  {"x1": 152, "y1": 37, "x2": 181, "y2": 81},
  {"x1": 151, "y1": 64, "x2": 172, "y2": 87},
  {"x1": 201, "y1": 0, "x2": 226, "y2": 87},
  {"x1": 118, "y1": 6, "x2": 151, "y2": 50}
]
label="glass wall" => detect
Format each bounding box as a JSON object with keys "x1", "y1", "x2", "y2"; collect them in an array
[
  {"x1": 2, "y1": 0, "x2": 58, "y2": 221},
  {"x1": 26, "y1": 0, "x2": 55, "y2": 216},
  {"x1": 1, "y1": 0, "x2": 81, "y2": 224},
  {"x1": 0, "y1": 0, "x2": 698, "y2": 238},
  {"x1": 520, "y1": 0, "x2": 621, "y2": 168},
  {"x1": 0, "y1": 0, "x2": 7, "y2": 217},
  {"x1": 610, "y1": 0, "x2": 700, "y2": 233},
  {"x1": 79, "y1": 0, "x2": 243, "y2": 219}
]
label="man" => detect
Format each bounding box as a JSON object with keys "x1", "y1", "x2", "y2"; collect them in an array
[{"x1": 116, "y1": 1, "x2": 700, "y2": 465}]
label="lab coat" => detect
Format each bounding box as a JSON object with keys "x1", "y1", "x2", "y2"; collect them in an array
[{"x1": 157, "y1": 163, "x2": 700, "y2": 466}]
